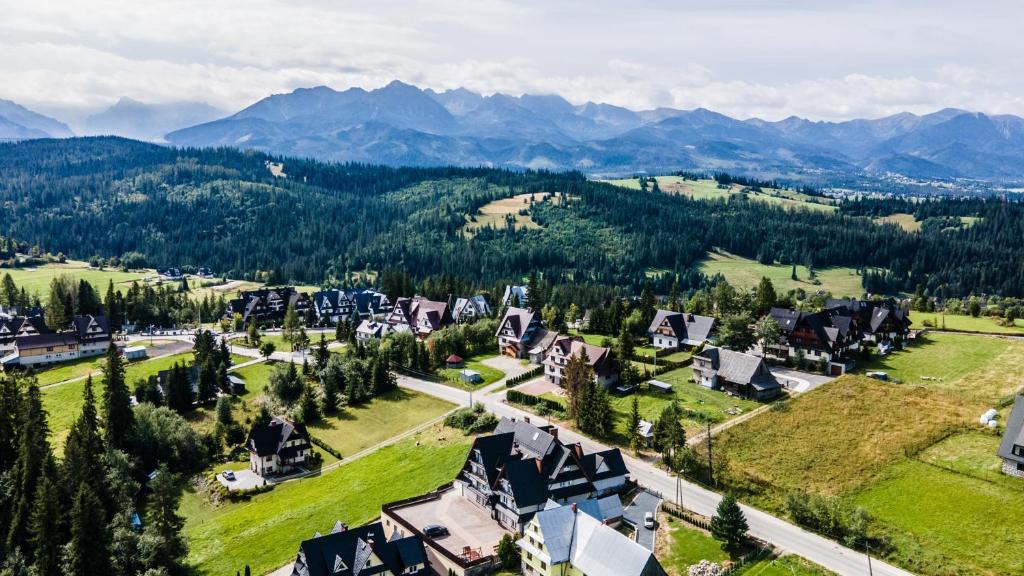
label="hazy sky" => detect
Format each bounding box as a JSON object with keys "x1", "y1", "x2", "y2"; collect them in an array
[{"x1": 4, "y1": 0, "x2": 1024, "y2": 120}]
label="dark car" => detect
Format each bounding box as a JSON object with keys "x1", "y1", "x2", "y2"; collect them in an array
[{"x1": 422, "y1": 524, "x2": 449, "y2": 538}]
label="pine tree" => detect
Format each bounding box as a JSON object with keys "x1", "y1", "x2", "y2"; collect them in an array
[
  {"x1": 639, "y1": 280, "x2": 655, "y2": 324},
  {"x1": 143, "y1": 465, "x2": 187, "y2": 574},
  {"x1": 6, "y1": 385, "x2": 51, "y2": 555},
  {"x1": 101, "y1": 342, "x2": 134, "y2": 449},
  {"x1": 61, "y1": 376, "x2": 109, "y2": 514},
  {"x1": 1, "y1": 273, "x2": 17, "y2": 308},
  {"x1": 282, "y1": 304, "x2": 300, "y2": 344},
  {"x1": 63, "y1": 484, "x2": 111, "y2": 576},
  {"x1": 627, "y1": 396, "x2": 642, "y2": 455},
  {"x1": 314, "y1": 333, "x2": 330, "y2": 371},
  {"x1": 166, "y1": 363, "x2": 195, "y2": 413},
  {"x1": 710, "y1": 493, "x2": 749, "y2": 550},
  {"x1": 28, "y1": 468, "x2": 62, "y2": 574},
  {"x1": 561, "y1": 349, "x2": 592, "y2": 420},
  {"x1": 0, "y1": 374, "x2": 24, "y2": 473}
]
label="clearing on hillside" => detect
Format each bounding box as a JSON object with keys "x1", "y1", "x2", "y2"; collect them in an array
[
  {"x1": 602, "y1": 176, "x2": 837, "y2": 213},
  {"x1": 698, "y1": 250, "x2": 866, "y2": 297},
  {"x1": 462, "y1": 192, "x2": 561, "y2": 235}
]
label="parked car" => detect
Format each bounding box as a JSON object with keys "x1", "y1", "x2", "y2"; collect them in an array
[
  {"x1": 221, "y1": 470, "x2": 236, "y2": 481},
  {"x1": 643, "y1": 512, "x2": 655, "y2": 529},
  {"x1": 422, "y1": 524, "x2": 449, "y2": 538}
]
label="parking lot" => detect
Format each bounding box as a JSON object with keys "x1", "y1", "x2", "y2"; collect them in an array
[
  {"x1": 216, "y1": 468, "x2": 263, "y2": 491},
  {"x1": 387, "y1": 485, "x2": 508, "y2": 562}
]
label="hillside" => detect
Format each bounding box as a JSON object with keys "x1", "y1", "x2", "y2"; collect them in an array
[
  {"x1": 2, "y1": 137, "x2": 1024, "y2": 297},
  {"x1": 160, "y1": 82, "x2": 1024, "y2": 185}
]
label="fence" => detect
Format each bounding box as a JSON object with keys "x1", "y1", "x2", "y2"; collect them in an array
[{"x1": 661, "y1": 501, "x2": 773, "y2": 575}]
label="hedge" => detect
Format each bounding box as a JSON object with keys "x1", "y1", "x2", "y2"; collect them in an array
[
  {"x1": 505, "y1": 366, "x2": 544, "y2": 387},
  {"x1": 309, "y1": 434, "x2": 343, "y2": 460},
  {"x1": 507, "y1": 389, "x2": 564, "y2": 413}
]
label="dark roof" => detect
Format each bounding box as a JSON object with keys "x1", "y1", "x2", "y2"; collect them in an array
[
  {"x1": 579, "y1": 449, "x2": 628, "y2": 482},
  {"x1": 247, "y1": 416, "x2": 310, "y2": 457},
  {"x1": 72, "y1": 315, "x2": 111, "y2": 340},
  {"x1": 497, "y1": 307, "x2": 537, "y2": 340},
  {"x1": 291, "y1": 521, "x2": 427, "y2": 576},
  {"x1": 15, "y1": 332, "x2": 79, "y2": 349},
  {"x1": 647, "y1": 309, "x2": 715, "y2": 344},
  {"x1": 998, "y1": 396, "x2": 1024, "y2": 465},
  {"x1": 695, "y1": 346, "x2": 780, "y2": 391}
]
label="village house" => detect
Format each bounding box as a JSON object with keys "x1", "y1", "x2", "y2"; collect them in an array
[
  {"x1": 998, "y1": 396, "x2": 1024, "y2": 478},
  {"x1": 312, "y1": 288, "x2": 392, "y2": 325},
  {"x1": 518, "y1": 500, "x2": 667, "y2": 576},
  {"x1": 246, "y1": 416, "x2": 312, "y2": 477},
  {"x1": 496, "y1": 306, "x2": 545, "y2": 359},
  {"x1": 767, "y1": 307, "x2": 861, "y2": 375},
  {"x1": 1, "y1": 315, "x2": 111, "y2": 368},
  {"x1": 225, "y1": 287, "x2": 312, "y2": 327},
  {"x1": 452, "y1": 295, "x2": 491, "y2": 323},
  {"x1": 544, "y1": 336, "x2": 619, "y2": 388},
  {"x1": 0, "y1": 315, "x2": 46, "y2": 357},
  {"x1": 386, "y1": 296, "x2": 453, "y2": 339},
  {"x1": 355, "y1": 319, "x2": 393, "y2": 343},
  {"x1": 290, "y1": 520, "x2": 429, "y2": 576},
  {"x1": 457, "y1": 417, "x2": 630, "y2": 532},
  {"x1": 826, "y1": 298, "x2": 911, "y2": 348},
  {"x1": 501, "y1": 285, "x2": 529, "y2": 308},
  {"x1": 646, "y1": 309, "x2": 716, "y2": 350},
  {"x1": 692, "y1": 346, "x2": 782, "y2": 400}
]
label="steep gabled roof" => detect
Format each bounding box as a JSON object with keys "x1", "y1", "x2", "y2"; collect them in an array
[
  {"x1": 291, "y1": 521, "x2": 426, "y2": 576},
  {"x1": 696, "y1": 346, "x2": 779, "y2": 391},
  {"x1": 998, "y1": 396, "x2": 1024, "y2": 465},
  {"x1": 647, "y1": 309, "x2": 715, "y2": 344},
  {"x1": 496, "y1": 306, "x2": 537, "y2": 340},
  {"x1": 246, "y1": 416, "x2": 310, "y2": 457}
]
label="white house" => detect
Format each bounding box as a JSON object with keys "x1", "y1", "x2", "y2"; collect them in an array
[{"x1": 246, "y1": 416, "x2": 312, "y2": 476}]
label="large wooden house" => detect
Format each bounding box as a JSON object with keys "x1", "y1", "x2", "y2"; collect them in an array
[
  {"x1": 225, "y1": 287, "x2": 312, "y2": 327},
  {"x1": 767, "y1": 307, "x2": 861, "y2": 374},
  {"x1": 692, "y1": 346, "x2": 782, "y2": 400},
  {"x1": 496, "y1": 307, "x2": 544, "y2": 359},
  {"x1": 290, "y1": 521, "x2": 428, "y2": 576},
  {"x1": 544, "y1": 336, "x2": 619, "y2": 388},
  {"x1": 312, "y1": 288, "x2": 391, "y2": 325},
  {"x1": 385, "y1": 296, "x2": 453, "y2": 338},
  {"x1": 646, "y1": 309, "x2": 715, "y2": 350},
  {"x1": 246, "y1": 416, "x2": 312, "y2": 477}
]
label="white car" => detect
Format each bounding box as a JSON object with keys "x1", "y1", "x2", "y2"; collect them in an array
[{"x1": 644, "y1": 512, "x2": 655, "y2": 529}]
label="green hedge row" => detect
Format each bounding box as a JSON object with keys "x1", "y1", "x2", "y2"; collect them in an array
[
  {"x1": 507, "y1": 389, "x2": 564, "y2": 413},
  {"x1": 505, "y1": 366, "x2": 544, "y2": 387}
]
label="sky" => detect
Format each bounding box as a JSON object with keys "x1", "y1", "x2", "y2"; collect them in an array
[{"x1": 3, "y1": 0, "x2": 1024, "y2": 121}]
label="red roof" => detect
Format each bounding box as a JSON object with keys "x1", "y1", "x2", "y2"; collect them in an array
[{"x1": 446, "y1": 354, "x2": 464, "y2": 363}]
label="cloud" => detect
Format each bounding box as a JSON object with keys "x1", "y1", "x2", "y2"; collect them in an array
[{"x1": 1, "y1": 0, "x2": 1023, "y2": 121}]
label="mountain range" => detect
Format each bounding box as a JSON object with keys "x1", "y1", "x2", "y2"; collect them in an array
[
  {"x1": 5, "y1": 81, "x2": 1024, "y2": 184},
  {"x1": 164, "y1": 81, "x2": 1024, "y2": 184}
]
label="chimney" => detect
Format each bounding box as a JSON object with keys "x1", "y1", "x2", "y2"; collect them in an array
[
  {"x1": 571, "y1": 503, "x2": 577, "y2": 513},
  {"x1": 550, "y1": 427, "x2": 558, "y2": 440},
  {"x1": 575, "y1": 445, "x2": 583, "y2": 458},
  {"x1": 524, "y1": 416, "x2": 531, "y2": 424},
  {"x1": 535, "y1": 458, "x2": 543, "y2": 474}
]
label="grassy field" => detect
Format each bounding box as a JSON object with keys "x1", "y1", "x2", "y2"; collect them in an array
[
  {"x1": 307, "y1": 389, "x2": 454, "y2": 457},
  {"x1": 181, "y1": 425, "x2": 471, "y2": 576},
  {"x1": 3, "y1": 261, "x2": 150, "y2": 299},
  {"x1": 853, "y1": 459, "x2": 1024, "y2": 575},
  {"x1": 462, "y1": 193, "x2": 566, "y2": 236},
  {"x1": 857, "y1": 332, "x2": 1024, "y2": 401},
  {"x1": 657, "y1": 516, "x2": 732, "y2": 572},
  {"x1": 698, "y1": 250, "x2": 866, "y2": 297},
  {"x1": 733, "y1": 555, "x2": 835, "y2": 576},
  {"x1": 912, "y1": 311, "x2": 1024, "y2": 334},
  {"x1": 873, "y1": 213, "x2": 922, "y2": 232},
  {"x1": 603, "y1": 176, "x2": 837, "y2": 213},
  {"x1": 438, "y1": 354, "x2": 506, "y2": 390}
]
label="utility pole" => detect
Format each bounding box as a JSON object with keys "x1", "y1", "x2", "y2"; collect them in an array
[{"x1": 866, "y1": 542, "x2": 874, "y2": 576}]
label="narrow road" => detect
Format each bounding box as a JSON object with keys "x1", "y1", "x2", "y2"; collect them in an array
[{"x1": 397, "y1": 374, "x2": 914, "y2": 576}]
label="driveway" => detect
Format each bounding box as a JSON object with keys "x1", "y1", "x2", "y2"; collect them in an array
[
  {"x1": 769, "y1": 366, "x2": 834, "y2": 393},
  {"x1": 622, "y1": 489, "x2": 661, "y2": 550},
  {"x1": 216, "y1": 468, "x2": 263, "y2": 491},
  {"x1": 480, "y1": 355, "x2": 534, "y2": 379}
]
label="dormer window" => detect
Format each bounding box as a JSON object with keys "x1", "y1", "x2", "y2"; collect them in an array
[{"x1": 1014, "y1": 445, "x2": 1024, "y2": 458}]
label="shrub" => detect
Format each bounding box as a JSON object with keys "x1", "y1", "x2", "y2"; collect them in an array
[{"x1": 784, "y1": 490, "x2": 870, "y2": 547}]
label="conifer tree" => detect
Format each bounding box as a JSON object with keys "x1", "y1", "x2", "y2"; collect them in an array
[
  {"x1": 28, "y1": 468, "x2": 62, "y2": 574},
  {"x1": 282, "y1": 303, "x2": 300, "y2": 344},
  {"x1": 61, "y1": 376, "x2": 109, "y2": 513},
  {"x1": 710, "y1": 493, "x2": 749, "y2": 550},
  {"x1": 143, "y1": 465, "x2": 187, "y2": 574},
  {"x1": 627, "y1": 396, "x2": 642, "y2": 455},
  {"x1": 101, "y1": 342, "x2": 134, "y2": 449},
  {"x1": 6, "y1": 385, "x2": 51, "y2": 555},
  {"x1": 62, "y1": 484, "x2": 111, "y2": 576}
]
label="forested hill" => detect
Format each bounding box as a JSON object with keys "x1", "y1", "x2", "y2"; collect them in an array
[{"x1": 2, "y1": 137, "x2": 1024, "y2": 298}]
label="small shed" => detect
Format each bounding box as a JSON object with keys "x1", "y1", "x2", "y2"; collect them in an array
[
  {"x1": 637, "y1": 419, "x2": 655, "y2": 447},
  {"x1": 460, "y1": 369, "x2": 483, "y2": 384},
  {"x1": 446, "y1": 354, "x2": 465, "y2": 369},
  {"x1": 228, "y1": 375, "x2": 246, "y2": 394},
  {"x1": 648, "y1": 379, "x2": 673, "y2": 393},
  {"x1": 123, "y1": 346, "x2": 148, "y2": 361}
]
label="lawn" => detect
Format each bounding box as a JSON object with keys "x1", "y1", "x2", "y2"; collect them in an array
[
  {"x1": 912, "y1": 311, "x2": 1024, "y2": 334},
  {"x1": 2, "y1": 260, "x2": 149, "y2": 298},
  {"x1": 857, "y1": 332, "x2": 1024, "y2": 402},
  {"x1": 915, "y1": 431, "x2": 1006, "y2": 484},
  {"x1": 567, "y1": 329, "x2": 615, "y2": 347},
  {"x1": 657, "y1": 516, "x2": 731, "y2": 572},
  {"x1": 733, "y1": 555, "x2": 835, "y2": 576},
  {"x1": 181, "y1": 425, "x2": 471, "y2": 576},
  {"x1": 438, "y1": 354, "x2": 506, "y2": 390},
  {"x1": 853, "y1": 459, "x2": 1024, "y2": 575},
  {"x1": 34, "y1": 354, "x2": 108, "y2": 386},
  {"x1": 873, "y1": 213, "x2": 922, "y2": 232},
  {"x1": 41, "y1": 352, "x2": 197, "y2": 450},
  {"x1": 698, "y1": 250, "x2": 866, "y2": 297},
  {"x1": 307, "y1": 388, "x2": 455, "y2": 457}
]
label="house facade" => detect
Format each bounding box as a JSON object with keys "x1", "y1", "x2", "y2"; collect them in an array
[
  {"x1": 998, "y1": 396, "x2": 1024, "y2": 478},
  {"x1": 386, "y1": 296, "x2": 453, "y2": 339},
  {"x1": 0, "y1": 315, "x2": 46, "y2": 357},
  {"x1": 544, "y1": 336, "x2": 618, "y2": 388},
  {"x1": 501, "y1": 285, "x2": 529, "y2": 308},
  {"x1": 291, "y1": 520, "x2": 428, "y2": 576},
  {"x1": 767, "y1": 307, "x2": 860, "y2": 375},
  {"x1": 1, "y1": 315, "x2": 111, "y2": 368},
  {"x1": 312, "y1": 288, "x2": 392, "y2": 325},
  {"x1": 452, "y1": 295, "x2": 491, "y2": 323},
  {"x1": 226, "y1": 287, "x2": 312, "y2": 327},
  {"x1": 246, "y1": 416, "x2": 312, "y2": 476},
  {"x1": 518, "y1": 501, "x2": 667, "y2": 576},
  {"x1": 458, "y1": 417, "x2": 630, "y2": 533},
  {"x1": 825, "y1": 298, "x2": 911, "y2": 346},
  {"x1": 496, "y1": 307, "x2": 544, "y2": 359},
  {"x1": 692, "y1": 346, "x2": 782, "y2": 400},
  {"x1": 646, "y1": 309, "x2": 715, "y2": 350},
  {"x1": 355, "y1": 319, "x2": 393, "y2": 343}
]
